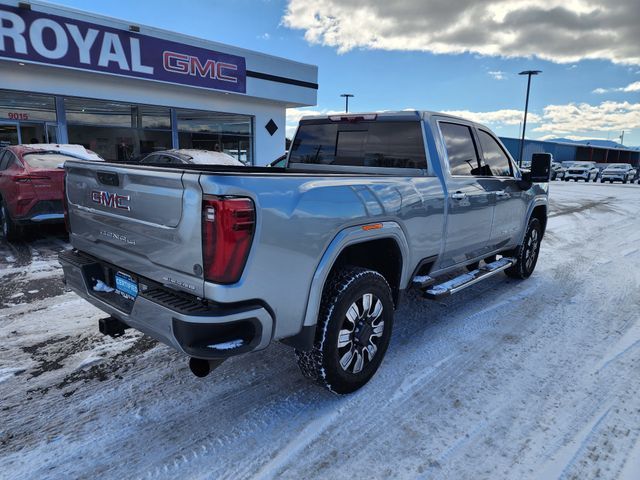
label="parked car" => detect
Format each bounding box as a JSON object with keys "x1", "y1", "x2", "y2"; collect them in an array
[
  {"x1": 563, "y1": 161, "x2": 599, "y2": 182},
  {"x1": 140, "y1": 149, "x2": 244, "y2": 166},
  {"x1": 600, "y1": 163, "x2": 637, "y2": 184},
  {"x1": 551, "y1": 162, "x2": 565, "y2": 180},
  {"x1": 60, "y1": 111, "x2": 550, "y2": 394},
  {"x1": 0, "y1": 144, "x2": 101, "y2": 241}
]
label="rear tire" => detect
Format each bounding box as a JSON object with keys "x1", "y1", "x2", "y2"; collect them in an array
[
  {"x1": 505, "y1": 218, "x2": 542, "y2": 280},
  {"x1": 1, "y1": 203, "x2": 23, "y2": 242},
  {"x1": 295, "y1": 266, "x2": 394, "y2": 394}
]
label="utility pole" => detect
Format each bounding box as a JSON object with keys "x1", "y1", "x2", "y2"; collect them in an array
[
  {"x1": 619, "y1": 130, "x2": 625, "y2": 146},
  {"x1": 518, "y1": 70, "x2": 542, "y2": 167},
  {"x1": 340, "y1": 93, "x2": 354, "y2": 113}
]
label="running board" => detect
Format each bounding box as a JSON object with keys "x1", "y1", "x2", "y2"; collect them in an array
[{"x1": 421, "y1": 257, "x2": 515, "y2": 299}]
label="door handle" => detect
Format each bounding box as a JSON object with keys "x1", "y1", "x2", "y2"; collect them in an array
[
  {"x1": 451, "y1": 192, "x2": 467, "y2": 200},
  {"x1": 496, "y1": 190, "x2": 509, "y2": 198}
]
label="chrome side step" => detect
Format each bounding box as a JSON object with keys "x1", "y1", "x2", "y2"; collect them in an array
[{"x1": 420, "y1": 257, "x2": 515, "y2": 299}]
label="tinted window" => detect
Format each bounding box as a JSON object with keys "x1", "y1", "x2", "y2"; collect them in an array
[
  {"x1": 289, "y1": 121, "x2": 427, "y2": 169},
  {"x1": 0, "y1": 150, "x2": 15, "y2": 171},
  {"x1": 478, "y1": 130, "x2": 512, "y2": 176},
  {"x1": 440, "y1": 123, "x2": 480, "y2": 176}
]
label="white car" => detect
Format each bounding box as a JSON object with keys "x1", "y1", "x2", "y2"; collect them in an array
[
  {"x1": 140, "y1": 149, "x2": 244, "y2": 166},
  {"x1": 600, "y1": 163, "x2": 637, "y2": 184},
  {"x1": 563, "y1": 161, "x2": 599, "y2": 182},
  {"x1": 27, "y1": 143, "x2": 103, "y2": 162}
]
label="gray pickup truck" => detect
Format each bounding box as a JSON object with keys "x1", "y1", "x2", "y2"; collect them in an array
[{"x1": 60, "y1": 111, "x2": 551, "y2": 394}]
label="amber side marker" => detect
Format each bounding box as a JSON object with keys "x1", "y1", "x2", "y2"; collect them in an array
[{"x1": 362, "y1": 223, "x2": 383, "y2": 231}]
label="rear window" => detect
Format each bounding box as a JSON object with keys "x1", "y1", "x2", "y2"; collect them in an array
[
  {"x1": 23, "y1": 153, "x2": 74, "y2": 169},
  {"x1": 289, "y1": 121, "x2": 427, "y2": 169}
]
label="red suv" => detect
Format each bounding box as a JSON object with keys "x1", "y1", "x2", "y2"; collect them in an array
[{"x1": 0, "y1": 145, "x2": 99, "y2": 241}]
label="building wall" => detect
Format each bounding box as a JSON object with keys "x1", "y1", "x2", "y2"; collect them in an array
[{"x1": 500, "y1": 136, "x2": 640, "y2": 167}]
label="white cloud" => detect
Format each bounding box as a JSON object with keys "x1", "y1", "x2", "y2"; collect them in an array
[
  {"x1": 488, "y1": 70, "x2": 506, "y2": 80},
  {"x1": 534, "y1": 101, "x2": 640, "y2": 134},
  {"x1": 257, "y1": 33, "x2": 271, "y2": 40},
  {"x1": 283, "y1": 0, "x2": 640, "y2": 64},
  {"x1": 442, "y1": 102, "x2": 640, "y2": 138},
  {"x1": 441, "y1": 108, "x2": 541, "y2": 125},
  {"x1": 593, "y1": 81, "x2": 640, "y2": 94}
]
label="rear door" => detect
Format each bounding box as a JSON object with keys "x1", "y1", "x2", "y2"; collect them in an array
[
  {"x1": 475, "y1": 129, "x2": 528, "y2": 250},
  {"x1": 436, "y1": 120, "x2": 494, "y2": 268},
  {"x1": 65, "y1": 162, "x2": 205, "y2": 297}
]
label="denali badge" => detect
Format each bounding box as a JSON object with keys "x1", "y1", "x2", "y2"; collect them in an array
[{"x1": 91, "y1": 190, "x2": 130, "y2": 211}]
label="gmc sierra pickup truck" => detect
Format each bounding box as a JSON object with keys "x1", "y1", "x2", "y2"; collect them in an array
[{"x1": 60, "y1": 111, "x2": 551, "y2": 394}]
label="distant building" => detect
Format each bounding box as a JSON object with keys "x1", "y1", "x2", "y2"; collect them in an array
[{"x1": 499, "y1": 137, "x2": 640, "y2": 167}]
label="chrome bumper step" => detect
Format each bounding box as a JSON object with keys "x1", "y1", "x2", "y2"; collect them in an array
[{"x1": 417, "y1": 257, "x2": 515, "y2": 299}]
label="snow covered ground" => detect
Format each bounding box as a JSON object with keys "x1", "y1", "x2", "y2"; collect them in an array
[{"x1": 1, "y1": 182, "x2": 639, "y2": 480}]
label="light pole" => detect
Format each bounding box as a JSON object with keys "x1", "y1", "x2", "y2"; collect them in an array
[
  {"x1": 619, "y1": 130, "x2": 626, "y2": 146},
  {"x1": 518, "y1": 70, "x2": 541, "y2": 167},
  {"x1": 340, "y1": 93, "x2": 354, "y2": 113}
]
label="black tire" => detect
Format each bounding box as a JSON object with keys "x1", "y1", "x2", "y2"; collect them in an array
[
  {"x1": 504, "y1": 218, "x2": 542, "y2": 280},
  {"x1": 600, "y1": 179, "x2": 604, "y2": 183},
  {"x1": 1, "y1": 203, "x2": 23, "y2": 242},
  {"x1": 295, "y1": 266, "x2": 394, "y2": 394},
  {"x1": 623, "y1": 178, "x2": 627, "y2": 184}
]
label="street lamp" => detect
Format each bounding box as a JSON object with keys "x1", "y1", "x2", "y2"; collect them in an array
[
  {"x1": 340, "y1": 93, "x2": 354, "y2": 113},
  {"x1": 518, "y1": 70, "x2": 541, "y2": 167}
]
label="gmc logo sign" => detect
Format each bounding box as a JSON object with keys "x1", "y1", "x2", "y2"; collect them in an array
[
  {"x1": 91, "y1": 191, "x2": 130, "y2": 211},
  {"x1": 162, "y1": 51, "x2": 238, "y2": 83}
]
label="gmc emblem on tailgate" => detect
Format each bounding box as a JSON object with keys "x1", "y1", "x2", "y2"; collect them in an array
[{"x1": 91, "y1": 190, "x2": 130, "y2": 211}]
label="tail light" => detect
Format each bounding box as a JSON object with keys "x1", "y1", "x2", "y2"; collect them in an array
[
  {"x1": 14, "y1": 174, "x2": 50, "y2": 183},
  {"x1": 202, "y1": 196, "x2": 255, "y2": 284}
]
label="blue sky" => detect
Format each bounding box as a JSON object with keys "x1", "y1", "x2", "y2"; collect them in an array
[{"x1": 49, "y1": 0, "x2": 640, "y2": 145}]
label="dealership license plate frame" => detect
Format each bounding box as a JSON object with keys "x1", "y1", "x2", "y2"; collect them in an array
[{"x1": 114, "y1": 271, "x2": 138, "y2": 301}]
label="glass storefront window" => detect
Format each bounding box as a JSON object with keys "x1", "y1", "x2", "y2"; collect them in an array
[
  {"x1": 65, "y1": 98, "x2": 172, "y2": 161},
  {"x1": 176, "y1": 109, "x2": 252, "y2": 164},
  {"x1": 0, "y1": 90, "x2": 56, "y2": 123}
]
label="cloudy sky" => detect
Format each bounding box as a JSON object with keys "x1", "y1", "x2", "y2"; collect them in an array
[{"x1": 53, "y1": 0, "x2": 640, "y2": 145}]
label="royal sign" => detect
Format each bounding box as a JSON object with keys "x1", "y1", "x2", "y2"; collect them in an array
[{"x1": 0, "y1": 4, "x2": 246, "y2": 93}]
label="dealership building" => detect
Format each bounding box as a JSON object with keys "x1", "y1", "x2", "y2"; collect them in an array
[{"x1": 0, "y1": 1, "x2": 317, "y2": 164}]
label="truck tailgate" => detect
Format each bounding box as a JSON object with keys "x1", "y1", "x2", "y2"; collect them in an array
[{"x1": 65, "y1": 161, "x2": 205, "y2": 297}]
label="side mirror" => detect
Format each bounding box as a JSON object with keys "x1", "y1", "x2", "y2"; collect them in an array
[{"x1": 530, "y1": 153, "x2": 552, "y2": 182}]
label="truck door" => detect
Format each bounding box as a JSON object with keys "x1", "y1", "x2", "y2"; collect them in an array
[
  {"x1": 437, "y1": 121, "x2": 494, "y2": 268},
  {"x1": 475, "y1": 129, "x2": 528, "y2": 250}
]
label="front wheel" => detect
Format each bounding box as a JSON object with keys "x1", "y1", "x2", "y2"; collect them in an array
[
  {"x1": 295, "y1": 266, "x2": 394, "y2": 394},
  {"x1": 505, "y1": 218, "x2": 542, "y2": 280}
]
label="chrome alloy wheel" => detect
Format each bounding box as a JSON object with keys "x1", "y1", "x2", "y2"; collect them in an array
[
  {"x1": 524, "y1": 227, "x2": 539, "y2": 271},
  {"x1": 337, "y1": 293, "x2": 384, "y2": 374}
]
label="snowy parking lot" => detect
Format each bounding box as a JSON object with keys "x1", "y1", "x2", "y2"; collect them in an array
[{"x1": 1, "y1": 181, "x2": 639, "y2": 479}]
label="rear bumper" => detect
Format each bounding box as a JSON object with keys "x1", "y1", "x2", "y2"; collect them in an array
[
  {"x1": 16, "y1": 200, "x2": 64, "y2": 224},
  {"x1": 59, "y1": 250, "x2": 274, "y2": 360},
  {"x1": 601, "y1": 174, "x2": 625, "y2": 181}
]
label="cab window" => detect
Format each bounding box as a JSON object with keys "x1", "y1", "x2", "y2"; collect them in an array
[
  {"x1": 478, "y1": 130, "x2": 512, "y2": 177},
  {"x1": 439, "y1": 122, "x2": 481, "y2": 176}
]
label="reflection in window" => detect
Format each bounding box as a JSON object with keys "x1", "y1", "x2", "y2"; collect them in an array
[
  {"x1": 64, "y1": 98, "x2": 172, "y2": 161},
  {"x1": 0, "y1": 89, "x2": 56, "y2": 122},
  {"x1": 478, "y1": 130, "x2": 512, "y2": 176},
  {"x1": 176, "y1": 109, "x2": 252, "y2": 164},
  {"x1": 440, "y1": 123, "x2": 480, "y2": 176}
]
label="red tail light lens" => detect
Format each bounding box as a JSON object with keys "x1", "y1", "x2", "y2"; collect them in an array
[{"x1": 202, "y1": 196, "x2": 255, "y2": 284}]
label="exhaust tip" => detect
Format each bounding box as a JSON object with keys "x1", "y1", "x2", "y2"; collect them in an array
[
  {"x1": 189, "y1": 358, "x2": 211, "y2": 378},
  {"x1": 188, "y1": 357, "x2": 225, "y2": 378}
]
